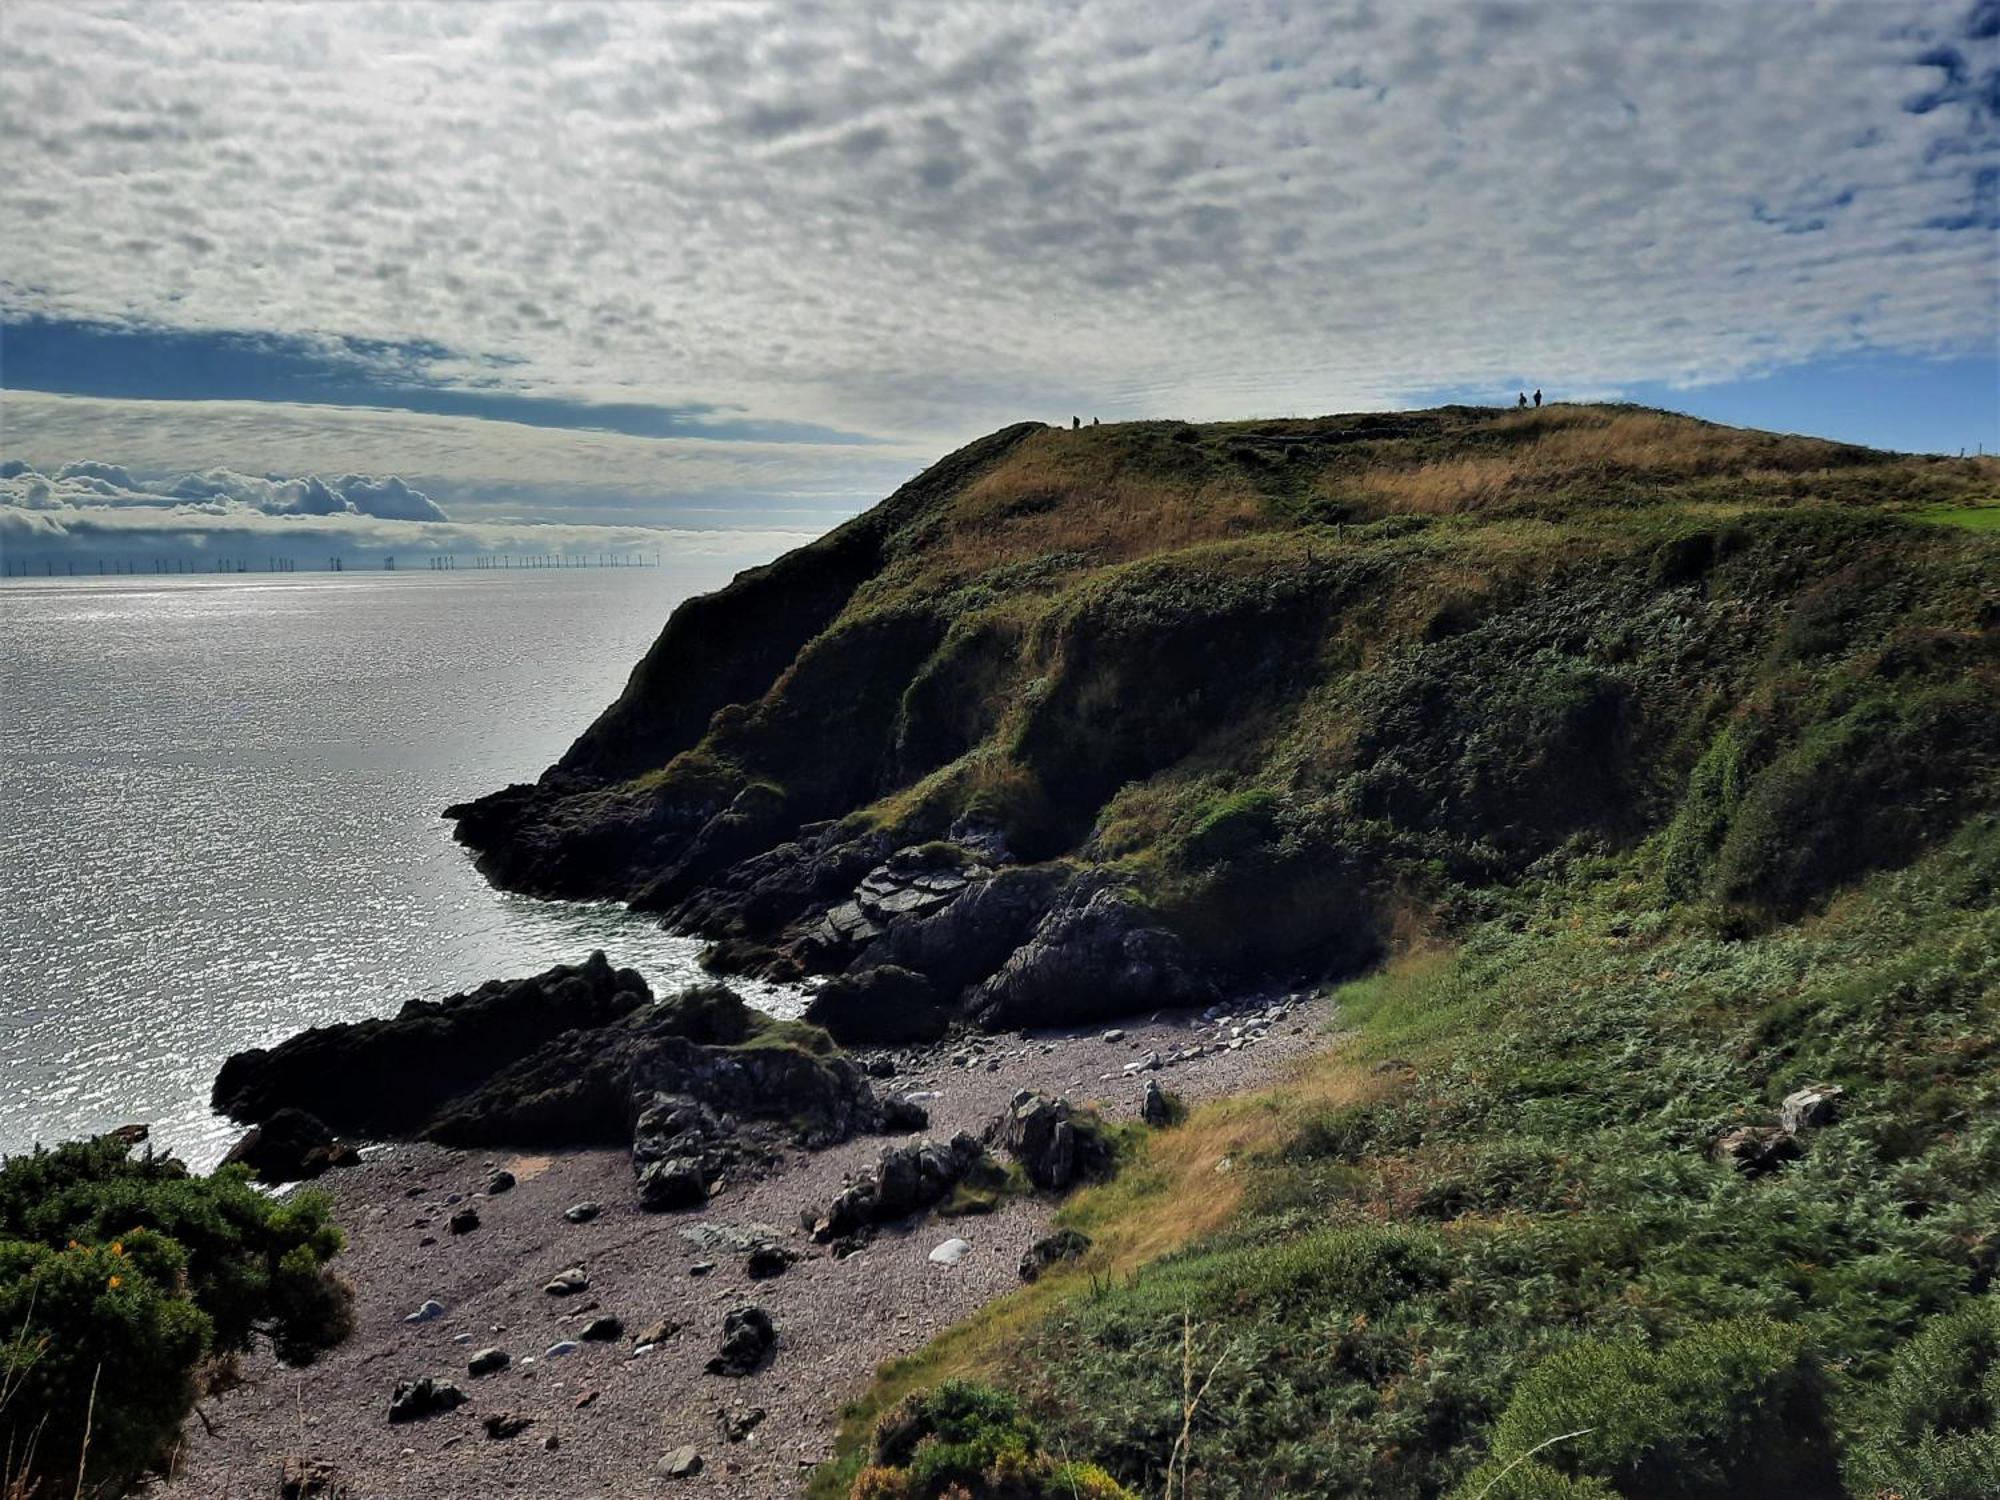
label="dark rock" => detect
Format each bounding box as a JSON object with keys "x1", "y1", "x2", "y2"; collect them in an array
[
  {"x1": 801, "y1": 965, "x2": 949, "y2": 1046},
  {"x1": 810, "y1": 1133, "x2": 1000, "y2": 1239},
  {"x1": 990, "y1": 1091, "x2": 1116, "y2": 1191},
  {"x1": 486, "y1": 1169, "x2": 516, "y2": 1194},
  {"x1": 213, "y1": 952, "x2": 650, "y2": 1137},
  {"x1": 219, "y1": 1107, "x2": 357, "y2": 1185},
  {"x1": 482, "y1": 1412, "x2": 534, "y2": 1440},
  {"x1": 544, "y1": 1267, "x2": 589, "y2": 1296},
  {"x1": 1020, "y1": 1228, "x2": 1093, "y2": 1282},
  {"x1": 447, "y1": 1206, "x2": 480, "y2": 1235},
  {"x1": 467, "y1": 1347, "x2": 510, "y2": 1377},
  {"x1": 580, "y1": 1316, "x2": 623, "y2": 1342},
  {"x1": 1141, "y1": 1079, "x2": 1175, "y2": 1128},
  {"x1": 705, "y1": 1305, "x2": 775, "y2": 1377},
  {"x1": 387, "y1": 1377, "x2": 468, "y2": 1423},
  {"x1": 969, "y1": 883, "x2": 1214, "y2": 1030},
  {"x1": 1715, "y1": 1124, "x2": 1803, "y2": 1176},
  {"x1": 865, "y1": 1055, "x2": 897, "y2": 1078},
  {"x1": 880, "y1": 1095, "x2": 929, "y2": 1132},
  {"x1": 638, "y1": 1157, "x2": 711, "y2": 1212},
  {"x1": 1780, "y1": 1085, "x2": 1845, "y2": 1133},
  {"x1": 564, "y1": 1201, "x2": 602, "y2": 1223},
  {"x1": 745, "y1": 1243, "x2": 794, "y2": 1280},
  {"x1": 720, "y1": 1406, "x2": 767, "y2": 1443},
  {"x1": 858, "y1": 865, "x2": 1068, "y2": 998}
]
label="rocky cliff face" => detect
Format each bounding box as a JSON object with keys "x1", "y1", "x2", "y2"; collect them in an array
[{"x1": 449, "y1": 406, "x2": 2000, "y2": 1039}]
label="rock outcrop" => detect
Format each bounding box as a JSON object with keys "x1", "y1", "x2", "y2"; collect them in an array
[
  {"x1": 969, "y1": 883, "x2": 1214, "y2": 1031},
  {"x1": 218, "y1": 1107, "x2": 361, "y2": 1184},
  {"x1": 213, "y1": 956, "x2": 908, "y2": 1204},
  {"x1": 989, "y1": 1090, "x2": 1118, "y2": 1192}
]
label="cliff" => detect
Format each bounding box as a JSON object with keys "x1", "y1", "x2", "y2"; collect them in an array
[{"x1": 450, "y1": 404, "x2": 1999, "y2": 1036}]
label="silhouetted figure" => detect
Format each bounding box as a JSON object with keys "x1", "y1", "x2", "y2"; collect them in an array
[
  {"x1": 1092, "y1": 417, "x2": 1100, "y2": 425},
  {"x1": 1072, "y1": 415, "x2": 1080, "y2": 430},
  {"x1": 1517, "y1": 392, "x2": 1528, "y2": 409},
  {"x1": 1533, "y1": 389, "x2": 1542, "y2": 408}
]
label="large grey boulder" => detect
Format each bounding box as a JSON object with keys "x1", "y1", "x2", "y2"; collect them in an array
[
  {"x1": 990, "y1": 1091, "x2": 1115, "y2": 1191},
  {"x1": 802, "y1": 965, "x2": 950, "y2": 1046},
  {"x1": 968, "y1": 883, "x2": 1213, "y2": 1031}
]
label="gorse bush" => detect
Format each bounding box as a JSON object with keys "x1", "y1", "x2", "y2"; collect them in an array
[
  {"x1": 852, "y1": 1381, "x2": 1138, "y2": 1500},
  {"x1": 1843, "y1": 1298, "x2": 2000, "y2": 1500},
  {"x1": 0, "y1": 1136, "x2": 350, "y2": 1494},
  {"x1": 1466, "y1": 1318, "x2": 1837, "y2": 1499}
]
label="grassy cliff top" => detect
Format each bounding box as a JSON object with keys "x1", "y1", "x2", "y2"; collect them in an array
[{"x1": 507, "y1": 402, "x2": 1995, "y2": 970}]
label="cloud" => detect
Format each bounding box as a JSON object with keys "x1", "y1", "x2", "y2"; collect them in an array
[
  {"x1": 0, "y1": 455, "x2": 815, "y2": 568},
  {"x1": 0, "y1": 0, "x2": 1991, "y2": 456},
  {"x1": 1, "y1": 390, "x2": 929, "y2": 530},
  {"x1": 3, "y1": 458, "x2": 450, "y2": 522}
]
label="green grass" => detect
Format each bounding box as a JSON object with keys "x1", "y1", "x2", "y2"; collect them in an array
[
  {"x1": 1915, "y1": 504, "x2": 2000, "y2": 532},
  {"x1": 824, "y1": 819, "x2": 2000, "y2": 1497}
]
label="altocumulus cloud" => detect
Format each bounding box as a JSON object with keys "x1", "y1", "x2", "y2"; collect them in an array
[{"x1": 1, "y1": 0, "x2": 1993, "y2": 455}]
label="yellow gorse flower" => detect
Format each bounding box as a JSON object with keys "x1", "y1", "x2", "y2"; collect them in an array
[{"x1": 107, "y1": 1275, "x2": 122, "y2": 1289}]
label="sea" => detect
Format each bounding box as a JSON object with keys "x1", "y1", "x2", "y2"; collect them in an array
[{"x1": 0, "y1": 566, "x2": 802, "y2": 1168}]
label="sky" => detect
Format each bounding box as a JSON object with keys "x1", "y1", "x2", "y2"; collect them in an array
[{"x1": 1, "y1": 0, "x2": 1995, "y2": 561}]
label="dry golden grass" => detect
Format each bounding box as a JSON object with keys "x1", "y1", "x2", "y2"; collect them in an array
[
  {"x1": 932, "y1": 439, "x2": 1272, "y2": 573},
  {"x1": 1330, "y1": 408, "x2": 1861, "y2": 516}
]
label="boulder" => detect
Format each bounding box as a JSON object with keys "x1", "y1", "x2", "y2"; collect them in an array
[
  {"x1": 544, "y1": 1267, "x2": 589, "y2": 1296},
  {"x1": 580, "y1": 1316, "x2": 623, "y2": 1342},
  {"x1": 486, "y1": 1169, "x2": 516, "y2": 1194},
  {"x1": 1714, "y1": 1124, "x2": 1803, "y2": 1176},
  {"x1": 638, "y1": 1157, "x2": 711, "y2": 1212},
  {"x1": 482, "y1": 1412, "x2": 533, "y2": 1440},
  {"x1": 1141, "y1": 1079, "x2": 1175, "y2": 1127},
  {"x1": 219, "y1": 1108, "x2": 359, "y2": 1185},
  {"x1": 810, "y1": 1134, "x2": 1000, "y2": 1239},
  {"x1": 745, "y1": 1243, "x2": 794, "y2": 1280},
  {"x1": 801, "y1": 965, "x2": 950, "y2": 1046},
  {"x1": 1019, "y1": 1228, "x2": 1092, "y2": 1282},
  {"x1": 387, "y1": 1377, "x2": 467, "y2": 1423},
  {"x1": 467, "y1": 1347, "x2": 510, "y2": 1377},
  {"x1": 447, "y1": 1206, "x2": 480, "y2": 1235},
  {"x1": 706, "y1": 1306, "x2": 775, "y2": 1377},
  {"x1": 857, "y1": 865, "x2": 1068, "y2": 998},
  {"x1": 213, "y1": 953, "x2": 650, "y2": 1136},
  {"x1": 928, "y1": 1237, "x2": 973, "y2": 1265},
  {"x1": 990, "y1": 1091, "x2": 1116, "y2": 1191},
  {"x1": 658, "y1": 1445, "x2": 705, "y2": 1479},
  {"x1": 1780, "y1": 1085, "x2": 1845, "y2": 1133},
  {"x1": 564, "y1": 1201, "x2": 602, "y2": 1224},
  {"x1": 968, "y1": 883, "x2": 1214, "y2": 1031}
]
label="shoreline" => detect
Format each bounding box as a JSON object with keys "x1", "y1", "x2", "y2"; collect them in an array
[{"x1": 165, "y1": 991, "x2": 1328, "y2": 1498}]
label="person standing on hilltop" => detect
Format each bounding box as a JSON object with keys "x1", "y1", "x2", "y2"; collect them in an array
[
  {"x1": 1534, "y1": 389, "x2": 1543, "y2": 407},
  {"x1": 1518, "y1": 392, "x2": 1528, "y2": 408}
]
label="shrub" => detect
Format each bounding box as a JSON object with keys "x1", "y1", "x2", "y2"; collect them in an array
[
  {"x1": 1481, "y1": 1318, "x2": 1837, "y2": 1499},
  {"x1": 856, "y1": 1380, "x2": 1139, "y2": 1500},
  {"x1": 1844, "y1": 1298, "x2": 2000, "y2": 1500},
  {"x1": 0, "y1": 1136, "x2": 350, "y2": 1493}
]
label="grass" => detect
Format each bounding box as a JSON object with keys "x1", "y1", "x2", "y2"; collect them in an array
[
  {"x1": 1915, "y1": 504, "x2": 2000, "y2": 532},
  {"x1": 823, "y1": 819, "x2": 2000, "y2": 1496}
]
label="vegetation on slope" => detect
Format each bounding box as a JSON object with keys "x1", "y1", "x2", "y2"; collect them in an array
[
  {"x1": 822, "y1": 815, "x2": 2000, "y2": 1498},
  {"x1": 0, "y1": 1138, "x2": 350, "y2": 1495},
  {"x1": 457, "y1": 404, "x2": 1996, "y2": 990}
]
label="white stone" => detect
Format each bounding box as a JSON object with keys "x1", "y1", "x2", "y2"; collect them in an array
[{"x1": 928, "y1": 1238, "x2": 974, "y2": 1265}]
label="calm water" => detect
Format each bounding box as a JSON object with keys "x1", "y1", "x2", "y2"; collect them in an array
[{"x1": 0, "y1": 568, "x2": 800, "y2": 1167}]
